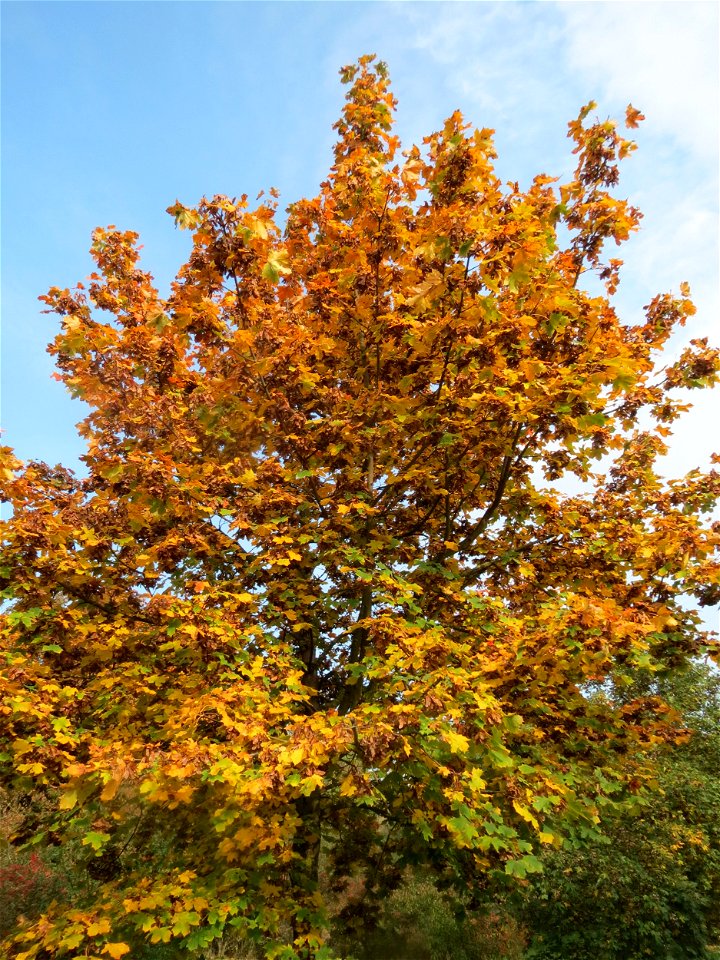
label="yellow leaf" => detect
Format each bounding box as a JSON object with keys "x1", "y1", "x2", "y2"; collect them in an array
[
  {"x1": 58, "y1": 933, "x2": 84, "y2": 951},
  {"x1": 249, "y1": 217, "x2": 269, "y2": 240},
  {"x1": 444, "y1": 730, "x2": 470, "y2": 754},
  {"x1": 512, "y1": 800, "x2": 539, "y2": 829},
  {"x1": 104, "y1": 945, "x2": 130, "y2": 959},
  {"x1": 339, "y1": 775, "x2": 357, "y2": 797},
  {"x1": 300, "y1": 772, "x2": 324, "y2": 795},
  {"x1": 87, "y1": 918, "x2": 112, "y2": 936},
  {"x1": 18, "y1": 761, "x2": 44, "y2": 775},
  {"x1": 100, "y1": 779, "x2": 120, "y2": 802},
  {"x1": 469, "y1": 768, "x2": 487, "y2": 792},
  {"x1": 59, "y1": 789, "x2": 78, "y2": 810},
  {"x1": 150, "y1": 927, "x2": 172, "y2": 944}
]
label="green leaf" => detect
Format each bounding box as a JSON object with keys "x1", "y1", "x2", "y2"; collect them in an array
[
  {"x1": 416, "y1": 819, "x2": 433, "y2": 841},
  {"x1": 262, "y1": 249, "x2": 291, "y2": 283},
  {"x1": 504, "y1": 858, "x2": 527, "y2": 878},
  {"x1": 149, "y1": 928, "x2": 172, "y2": 944},
  {"x1": 435, "y1": 236, "x2": 452, "y2": 260},
  {"x1": 505, "y1": 854, "x2": 543, "y2": 878},
  {"x1": 262, "y1": 261, "x2": 280, "y2": 283},
  {"x1": 168, "y1": 204, "x2": 198, "y2": 230},
  {"x1": 578, "y1": 412, "x2": 607, "y2": 429},
  {"x1": 447, "y1": 815, "x2": 478, "y2": 845},
  {"x1": 9, "y1": 608, "x2": 43, "y2": 628},
  {"x1": 612, "y1": 372, "x2": 636, "y2": 391},
  {"x1": 547, "y1": 312, "x2": 569, "y2": 333},
  {"x1": 172, "y1": 911, "x2": 201, "y2": 936},
  {"x1": 488, "y1": 748, "x2": 514, "y2": 768},
  {"x1": 82, "y1": 830, "x2": 111, "y2": 852},
  {"x1": 502, "y1": 714, "x2": 523, "y2": 734},
  {"x1": 508, "y1": 265, "x2": 530, "y2": 293}
]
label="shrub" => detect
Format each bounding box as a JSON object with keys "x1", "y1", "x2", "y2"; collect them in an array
[{"x1": 331, "y1": 871, "x2": 525, "y2": 960}]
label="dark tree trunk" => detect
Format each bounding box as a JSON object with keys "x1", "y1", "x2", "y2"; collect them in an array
[{"x1": 289, "y1": 793, "x2": 322, "y2": 949}]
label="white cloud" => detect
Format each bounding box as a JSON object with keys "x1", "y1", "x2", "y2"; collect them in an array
[
  {"x1": 559, "y1": 1, "x2": 719, "y2": 162},
  {"x1": 557, "y1": 2, "x2": 719, "y2": 477}
]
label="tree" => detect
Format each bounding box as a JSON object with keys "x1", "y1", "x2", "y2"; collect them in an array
[
  {"x1": 522, "y1": 662, "x2": 720, "y2": 960},
  {"x1": 1, "y1": 55, "x2": 718, "y2": 959}
]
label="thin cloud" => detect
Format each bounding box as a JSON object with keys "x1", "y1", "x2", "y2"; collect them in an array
[{"x1": 559, "y1": 1, "x2": 719, "y2": 162}]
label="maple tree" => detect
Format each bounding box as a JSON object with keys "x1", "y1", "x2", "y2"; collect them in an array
[{"x1": 1, "y1": 55, "x2": 718, "y2": 959}]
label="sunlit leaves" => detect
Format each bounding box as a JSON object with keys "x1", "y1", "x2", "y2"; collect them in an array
[
  {"x1": 103, "y1": 945, "x2": 130, "y2": 959},
  {"x1": 262, "y1": 248, "x2": 292, "y2": 283}
]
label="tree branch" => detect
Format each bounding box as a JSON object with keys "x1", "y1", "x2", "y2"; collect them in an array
[{"x1": 458, "y1": 423, "x2": 524, "y2": 554}]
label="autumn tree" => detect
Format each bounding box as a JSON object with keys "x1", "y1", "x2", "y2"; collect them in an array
[{"x1": 1, "y1": 55, "x2": 718, "y2": 959}]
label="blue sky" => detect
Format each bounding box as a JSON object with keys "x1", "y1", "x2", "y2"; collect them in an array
[{"x1": 2, "y1": 0, "x2": 718, "y2": 478}]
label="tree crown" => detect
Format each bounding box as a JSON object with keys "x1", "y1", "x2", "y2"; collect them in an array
[{"x1": 1, "y1": 55, "x2": 718, "y2": 960}]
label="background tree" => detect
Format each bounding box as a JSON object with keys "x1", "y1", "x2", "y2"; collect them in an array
[
  {"x1": 1, "y1": 55, "x2": 718, "y2": 959},
  {"x1": 521, "y1": 661, "x2": 720, "y2": 960}
]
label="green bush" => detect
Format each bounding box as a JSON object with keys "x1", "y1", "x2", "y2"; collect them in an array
[
  {"x1": 521, "y1": 663, "x2": 720, "y2": 960},
  {"x1": 523, "y1": 838, "x2": 712, "y2": 960},
  {"x1": 331, "y1": 871, "x2": 524, "y2": 960}
]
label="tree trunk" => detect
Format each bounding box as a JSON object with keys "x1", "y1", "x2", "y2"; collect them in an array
[{"x1": 289, "y1": 794, "x2": 322, "y2": 949}]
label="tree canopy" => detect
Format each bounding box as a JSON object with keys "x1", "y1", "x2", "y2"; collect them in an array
[{"x1": 1, "y1": 55, "x2": 718, "y2": 960}]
